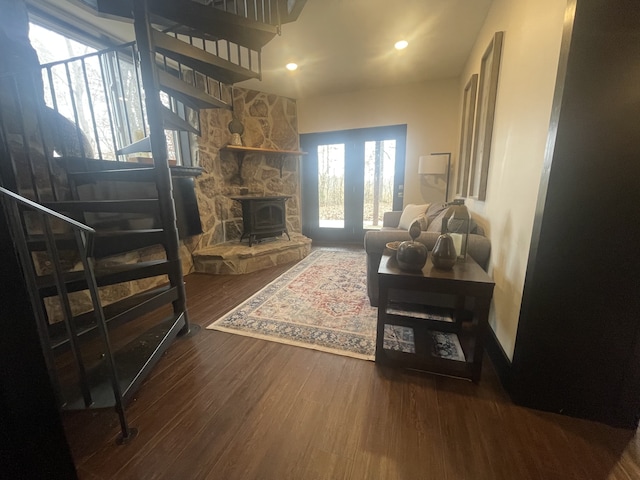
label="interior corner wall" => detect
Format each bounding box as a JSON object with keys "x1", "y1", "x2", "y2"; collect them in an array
[
  {"x1": 460, "y1": 0, "x2": 567, "y2": 359},
  {"x1": 296, "y1": 80, "x2": 460, "y2": 206}
]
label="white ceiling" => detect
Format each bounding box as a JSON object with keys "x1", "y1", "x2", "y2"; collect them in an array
[
  {"x1": 240, "y1": 0, "x2": 493, "y2": 99},
  {"x1": 29, "y1": 0, "x2": 493, "y2": 100}
]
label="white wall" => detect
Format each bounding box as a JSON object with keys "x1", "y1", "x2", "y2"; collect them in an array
[
  {"x1": 461, "y1": 0, "x2": 567, "y2": 359},
  {"x1": 297, "y1": 79, "x2": 460, "y2": 205}
]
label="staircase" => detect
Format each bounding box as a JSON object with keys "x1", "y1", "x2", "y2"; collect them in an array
[{"x1": 0, "y1": 0, "x2": 306, "y2": 443}]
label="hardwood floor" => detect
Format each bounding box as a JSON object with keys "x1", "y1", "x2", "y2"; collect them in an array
[{"x1": 63, "y1": 248, "x2": 640, "y2": 480}]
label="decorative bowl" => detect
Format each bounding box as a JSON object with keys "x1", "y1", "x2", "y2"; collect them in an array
[{"x1": 386, "y1": 241, "x2": 402, "y2": 257}]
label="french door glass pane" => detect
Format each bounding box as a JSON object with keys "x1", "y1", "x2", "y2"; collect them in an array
[
  {"x1": 363, "y1": 140, "x2": 396, "y2": 229},
  {"x1": 317, "y1": 144, "x2": 345, "y2": 228}
]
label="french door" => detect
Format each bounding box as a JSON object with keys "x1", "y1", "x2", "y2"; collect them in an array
[{"x1": 301, "y1": 125, "x2": 406, "y2": 243}]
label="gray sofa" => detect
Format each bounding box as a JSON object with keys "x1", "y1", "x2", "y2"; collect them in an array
[{"x1": 363, "y1": 202, "x2": 491, "y2": 306}]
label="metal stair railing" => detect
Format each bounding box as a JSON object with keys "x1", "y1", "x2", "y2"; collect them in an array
[
  {"x1": 38, "y1": 42, "x2": 197, "y2": 166},
  {"x1": 37, "y1": 33, "x2": 251, "y2": 169},
  {"x1": 211, "y1": 0, "x2": 280, "y2": 25},
  {"x1": 208, "y1": 0, "x2": 305, "y2": 25},
  {"x1": 0, "y1": 186, "x2": 137, "y2": 444},
  {"x1": 160, "y1": 27, "x2": 261, "y2": 80}
]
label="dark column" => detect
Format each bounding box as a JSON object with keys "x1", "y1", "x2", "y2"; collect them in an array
[
  {"x1": 511, "y1": 0, "x2": 640, "y2": 428},
  {"x1": 0, "y1": 197, "x2": 78, "y2": 477}
]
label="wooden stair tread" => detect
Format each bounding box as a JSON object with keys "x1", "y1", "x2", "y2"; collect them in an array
[
  {"x1": 27, "y1": 229, "x2": 166, "y2": 258},
  {"x1": 42, "y1": 199, "x2": 159, "y2": 214},
  {"x1": 161, "y1": 107, "x2": 200, "y2": 135},
  {"x1": 49, "y1": 285, "x2": 178, "y2": 351},
  {"x1": 150, "y1": 0, "x2": 278, "y2": 50},
  {"x1": 28, "y1": 228, "x2": 163, "y2": 241},
  {"x1": 87, "y1": 0, "x2": 277, "y2": 50},
  {"x1": 152, "y1": 30, "x2": 260, "y2": 84},
  {"x1": 116, "y1": 136, "x2": 152, "y2": 156},
  {"x1": 68, "y1": 167, "x2": 156, "y2": 184},
  {"x1": 157, "y1": 69, "x2": 232, "y2": 111},
  {"x1": 36, "y1": 259, "x2": 173, "y2": 297},
  {"x1": 60, "y1": 312, "x2": 186, "y2": 409},
  {"x1": 84, "y1": 228, "x2": 166, "y2": 258},
  {"x1": 57, "y1": 157, "x2": 203, "y2": 178}
]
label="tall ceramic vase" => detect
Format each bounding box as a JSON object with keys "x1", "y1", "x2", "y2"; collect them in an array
[{"x1": 431, "y1": 218, "x2": 457, "y2": 270}]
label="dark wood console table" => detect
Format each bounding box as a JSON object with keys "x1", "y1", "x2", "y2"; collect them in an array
[{"x1": 375, "y1": 253, "x2": 494, "y2": 382}]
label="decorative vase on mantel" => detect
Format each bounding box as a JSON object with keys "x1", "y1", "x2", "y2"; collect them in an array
[
  {"x1": 396, "y1": 220, "x2": 428, "y2": 272},
  {"x1": 431, "y1": 218, "x2": 457, "y2": 270}
]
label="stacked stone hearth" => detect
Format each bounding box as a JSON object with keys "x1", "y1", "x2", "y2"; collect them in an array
[{"x1": 188, "y1": 87, "x2": 311, "y2": 274}]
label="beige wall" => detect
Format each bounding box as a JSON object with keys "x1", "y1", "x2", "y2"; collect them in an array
[
  {"x1": 297, "y1": 80, "x2": 460, "y2": 205},
  {"x1": 296, "y1": 0, "x2": 567, "y2": 360},
  {"x1": 461, "y1": 0, "x2": 566, "y2": 358}
]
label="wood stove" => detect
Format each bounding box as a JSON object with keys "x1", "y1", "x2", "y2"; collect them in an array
[{"x1": 230, "y1": 195, "x2": 291, "y2": 246}]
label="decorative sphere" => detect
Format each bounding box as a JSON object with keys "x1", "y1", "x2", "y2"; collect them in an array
[
  {"x1": 396, "y1": 241, "x2": 428, "y2": 271},
  {"x1": 228, "y1": 117, "x2": 244, "y2": 135}
]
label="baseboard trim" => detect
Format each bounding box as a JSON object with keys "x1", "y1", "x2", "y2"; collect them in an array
[{"x1": 485, "y1": 326, "x2": 513, "y2": 392}]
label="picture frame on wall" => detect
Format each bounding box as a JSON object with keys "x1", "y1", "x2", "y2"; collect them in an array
[
  {"x1": 455, "y1": 74, "x2": 478, "y2": 197},
  {"x1": 468, "y1": 31, "x2": 504, "y2": 200}
]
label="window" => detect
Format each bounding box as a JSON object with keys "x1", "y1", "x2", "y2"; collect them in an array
[
  {"x1": 29, "y1": 23, "x2": 97, "y2": 64},
  {"x1": 28, "y1": 21, "x2": 183, "y2": 163}
]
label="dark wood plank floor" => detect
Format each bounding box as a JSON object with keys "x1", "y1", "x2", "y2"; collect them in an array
[{"x1": 63, "y1": 248, "x2": 640, "y2": 480}]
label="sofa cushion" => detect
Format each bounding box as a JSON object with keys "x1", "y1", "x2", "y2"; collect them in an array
[
  {"x1": 382, "y1": 211, "x2": 402, "y2": 228},
  {"x1": 398, "y1": 203, "x2": 430, "y2": 230}
]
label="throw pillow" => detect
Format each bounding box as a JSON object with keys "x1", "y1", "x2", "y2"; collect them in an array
[
  {"x1": 426, "y1": 207, "x2": 448, "y2": 233},
  {"x1": 426, "y1": 202, "x2": 481, "y2": 234},
  {"x1": 425, "y1": 202, "x2": 447, "y2": 223},
  {"x1": 398, "y1": 203, "x2": 429, "y2": 230},
  {"x1": 425, "y1": 203, "x2": 449, "y2": 232}
]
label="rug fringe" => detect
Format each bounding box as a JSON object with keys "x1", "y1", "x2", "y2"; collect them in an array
[{"x1": 208, "y1": 324, "x2": 375, "y2": 361}]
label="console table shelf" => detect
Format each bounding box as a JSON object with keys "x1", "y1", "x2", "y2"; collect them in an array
[
  {"x1": 221, "y1": 145, "x2": 307, "y2": 182},
  {"x1": 376, "y1": 254, "x2": 495, "y2": 382}
]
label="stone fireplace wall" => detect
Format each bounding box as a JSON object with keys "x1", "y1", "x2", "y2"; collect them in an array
[
  {"x1": 42, "y1": 87, "x2": 301, "y2": 321},
  {"x1": 184, "y1": 87, "x2": 302, "y2": 254}
]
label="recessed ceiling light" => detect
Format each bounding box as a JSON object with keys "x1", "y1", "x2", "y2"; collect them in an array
[
  {"x1": 394, "y1": 40, "x2": 408, "y2": 50},
  {"x1": 286, "y1": 63, "x2": 298, "y2": 71}
]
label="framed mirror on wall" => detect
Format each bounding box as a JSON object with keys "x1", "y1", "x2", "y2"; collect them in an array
[
  {"x1": 469, "y1": 31, "x2": 504, "y2": 201},
  {"x1": 455, "y1": 73, "x2": 478, "y2": 198}
]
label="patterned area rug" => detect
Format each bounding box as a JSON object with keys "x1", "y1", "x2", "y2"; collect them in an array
[{"x1": 207, "y1": 249, "x2": 413, "y2": 360}]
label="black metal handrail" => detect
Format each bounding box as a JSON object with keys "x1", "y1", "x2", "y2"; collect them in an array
[
  {"x1": 0, "y1": 186, "x2": 95, "y2": 234},
  {"x1": 0, "y1": 186, "x2": 136, "y2": 441},
  {"x1": 204, "y1": 0, "x2": 279, "y2": 25}
]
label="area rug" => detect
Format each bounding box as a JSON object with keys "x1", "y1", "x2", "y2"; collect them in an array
[{"x1": 206, "y1": 249, "x2": 414, "y2": 360}]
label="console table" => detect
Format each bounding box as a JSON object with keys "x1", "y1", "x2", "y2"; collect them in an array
[{"x1": 375, "y1": 253, "x2": 494, "y2": 382}]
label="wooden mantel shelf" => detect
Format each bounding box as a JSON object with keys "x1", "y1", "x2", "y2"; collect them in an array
[
  {"x1": 220, "y1": 145, "x2": 307, "y2": 182},
  {"x1": 221, "y1": 145, "x2": 307, "y2": 156}
]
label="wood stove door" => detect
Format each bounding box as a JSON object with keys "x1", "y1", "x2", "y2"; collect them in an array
[{"x1": 301, "y1": 125, "x2": 406, "y2": 243}]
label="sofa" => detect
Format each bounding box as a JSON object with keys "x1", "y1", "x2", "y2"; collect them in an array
[{"x1": 363, "y1": 202, "x2": 491, "y2": 306}]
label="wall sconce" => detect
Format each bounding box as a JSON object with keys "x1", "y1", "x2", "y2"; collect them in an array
[{"x1": 418, "y1": 152, "x2": 451, "y2": 202}]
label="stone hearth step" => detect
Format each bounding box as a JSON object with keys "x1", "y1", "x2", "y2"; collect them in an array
[{"x1": 193, "y1": 234, "x2": 312, "y2": 275}]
